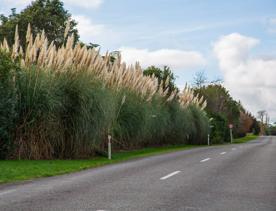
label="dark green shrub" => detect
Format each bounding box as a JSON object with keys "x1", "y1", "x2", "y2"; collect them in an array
[
  {"x1": 0, "y1": 51, "x2": 18, "y2": 159},
  {"x1": 209, "y1": 113, "x2": 228, "y2": 144}
]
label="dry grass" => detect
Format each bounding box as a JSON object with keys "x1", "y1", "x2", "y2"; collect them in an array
[{"x1": 179, "y1": 84, "x2": 207, "y2": 110}]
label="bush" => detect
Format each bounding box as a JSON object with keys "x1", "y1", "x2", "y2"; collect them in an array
[{"x1": 209, "y1": 113, "x2": 228, "y2": 144}]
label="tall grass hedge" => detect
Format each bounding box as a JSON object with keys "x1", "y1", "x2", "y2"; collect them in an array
[
  {"x1": 0, "y1": 51, "x2": 209, "y2": 159},
  {"x1": 0, "y1": 20, "x2": 211, "y2": 161}
]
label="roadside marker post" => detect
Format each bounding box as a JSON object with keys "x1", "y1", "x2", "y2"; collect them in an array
[
  {"x1": 229, "y1": 124, "x2": 233, "y2": 144},
  {"x1": 108, "y1": 135, "x2": 112, "y2": 160},
  {"x1": 208, "y1": 118, "x2": 213, "y2": 146}
]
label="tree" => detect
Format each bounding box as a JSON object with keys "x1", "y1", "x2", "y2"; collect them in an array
[
  {"x1": 257, "y1": 110, "x2": 266, "y2": 124},
  {"x1": 237, "y1": 111, "x2": 254, "y2": 137},
  {"x1": 251, "y1": 118, "x2": 260, "y2": 135},
  {"x1": 143, "y1": 66, "x2": 178, "y2": 95},
  {"x1": 195, "y1": 84, "x2": 240, "y2": 122},
  {"x1": 193, "y1": 71, "x2": 207, "y2": 88},
  {"x1": 194, "y1": 84, "x2": 241, "y2": 142},
  {"x1": 0, "y1": 0, "x2": 79, "y2": 48},
  {"x1": 267, "y1": 125, "x2": 276, "y2": 135}
]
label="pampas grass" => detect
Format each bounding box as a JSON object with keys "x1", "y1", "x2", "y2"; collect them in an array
[
  {"x1": 1, "y1": 24, "x2": 206, "y2": 108},
  {"x1": 0, "y1": 24, "x2": 209, "y2": 159}
]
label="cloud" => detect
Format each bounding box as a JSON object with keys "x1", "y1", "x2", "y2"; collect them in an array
[
  {"x1": 269, "y1": 18, "x2": 276, "y2": 25},
  {"x1": 119, "y1": 47, "x2": 206, "y2": 70},
  {"x1": 214, "y1": 33, "x2": 276, "y2": 121},
  {"x1": 73, "y1": 15, "x2": 105, "y2": 43},
  {"x1": 1, "y1": 0, "x2": 31, "y2": 7},
  {"x1": 64, "y1": 0, "x2": 103, "y2": 9},
  {"x1": 267, "y1": 17, "x2": 276, "y2": 33}
]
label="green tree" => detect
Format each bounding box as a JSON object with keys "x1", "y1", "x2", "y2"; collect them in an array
[
  {"x1": 194, "y1": 84, "x2": 241, "y2": 142},
  {"x1": 0, "y1": 0, "x2": 79, "y2": 48},
  {"x1": 251, "y1": 118, "x2": 260, "y2": 135}
]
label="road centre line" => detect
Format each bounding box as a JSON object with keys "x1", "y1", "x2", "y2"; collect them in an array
[
  {"x1": 200, "y1": 158, "x2": 210, "y2": 162},
  {"x1": 220, "y1": 152, "x2": 226, "y2": 155},
  {"x1": 160, "y1": 171, "x2": 181, "y2": 180}
]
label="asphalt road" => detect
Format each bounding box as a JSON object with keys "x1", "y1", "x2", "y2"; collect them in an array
[{"x1": 0, "y1": 136, "x2": 276, "y2": 211}]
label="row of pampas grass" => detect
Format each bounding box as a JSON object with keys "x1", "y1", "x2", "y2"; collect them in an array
[{"x1": 0, "y1": 24, "x2": 209, "y2": 159}]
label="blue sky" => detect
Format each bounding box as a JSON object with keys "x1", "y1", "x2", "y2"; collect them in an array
[{"x1": 1, "y1": 0, "x2": 276, "y2": 121}]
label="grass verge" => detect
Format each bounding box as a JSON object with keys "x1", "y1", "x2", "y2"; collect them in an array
[
  {"x1": 233, "y1": 134, "x2": 258, "y2": 144},
  {"x1": 0, "y1": 145, "x2": 199, "y2": 184}
]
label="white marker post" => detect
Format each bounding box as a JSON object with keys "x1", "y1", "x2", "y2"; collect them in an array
[
  {"x1": 229, "y1": 124, "x2": 233, "y2": 144},
  {"x1": 108, "y1": 135, "x2": 112, "y2": 160},
  {"x1": 208, "y1": 118, "x2": 213, "y2": 146}
]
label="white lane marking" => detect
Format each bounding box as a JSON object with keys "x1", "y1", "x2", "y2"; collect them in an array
[
  {"x1": 160, "y1": 171, "x2": 181, "y2": 180},
  {"x1": 220, "y1": 152, "x2": 226, "y2": 155},
  {"x1": 232, "y1": 147, "x2": 237, "y2": 150},
  {"x1": 0, "y1": 189, "x2": 16, "y2": 196},
  {"x1": 200, "y1": 158, "x2": 210, "y2": 162}
]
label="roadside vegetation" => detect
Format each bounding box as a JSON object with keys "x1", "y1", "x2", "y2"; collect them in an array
[
  {"x1": 0, "y1": 1, "x2": 209, "y2": 160},
  {"x1": 0, "y1": 0, "x2": 261, "y2": 165},
  {"x1": 0, "y1": 145, "x2": 198, "y2": 184},
  {"x1": 233, "y1": 134, "x2": 258, "y2": 144},
  {"x1": 265, "y1": 124, "x2": 276, "y2": 135},
  {"x1": 193, "y1": 72, "x2": 260, "y2": 144}
]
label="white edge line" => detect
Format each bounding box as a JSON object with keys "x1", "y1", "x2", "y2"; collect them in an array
[
  {"x1": 200, "y1": 158, "x2": 210, "y2": 162},
  {"x1": 160, "y1": 171, "x2": 181, "y2": 180},
  {"x1": 0, "y1": 189, "x2": 16, "y2": 196}
]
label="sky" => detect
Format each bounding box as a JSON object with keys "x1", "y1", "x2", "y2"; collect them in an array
[{"x1": 1, "y1": 0, "x2": 276, "y2": 121}]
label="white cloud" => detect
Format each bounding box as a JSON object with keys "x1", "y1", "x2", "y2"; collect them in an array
[
  {"x1": 73, "y1": 15, "x2": 105, "y2": 43},
  {"x1": 269, "y1": 18, "x2": 276, "y2": 25},
  {"x1": 214, "y1": 33, "x2": 276, "y2": 121},
  {"x1": 1, "y1": 0, "x2": 31, "y2": 7},
  {"x1": 119, "y1": 47, "x2": 206, "y2": 70},
  {"x1": 64, "y1": 0, "x2": 103, "y2": 9},
  {"x1": 267, "y1": 17, "x2": 276, "y2": 33}
]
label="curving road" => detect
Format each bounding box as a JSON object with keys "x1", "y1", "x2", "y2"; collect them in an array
[{"x1": 0, "y1": 136, "x2": 276, "y2": 210}]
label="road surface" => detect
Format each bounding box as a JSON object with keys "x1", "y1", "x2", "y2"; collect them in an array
[{"x1": 0, "y1": 136, "x2": 275, "y2": 210}]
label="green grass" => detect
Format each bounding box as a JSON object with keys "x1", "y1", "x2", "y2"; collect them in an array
[
  {"x1": 0, "y1": 145, "x2": 199, "y2": 184},
  {"x1": 233, "y1": 134, "x2": 258, "y2": 144},
  {"x1": 0, "y1": 134, "x2": 260, "y2": 184}
]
